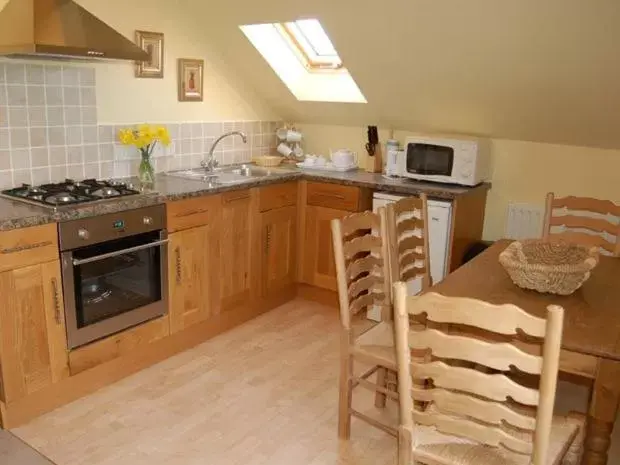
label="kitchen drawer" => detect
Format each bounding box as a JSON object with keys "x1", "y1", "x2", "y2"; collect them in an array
[
  {"x1": 0, "y1": 224, "x2": 58, "y2": 272},
  {"x1": 167, "y1": 195, "x2": 221, "y2": 232},
  {"x1": 221, "y1": 189, "x2": 251, "y2": 205},
  {"x1": 307, "y1": 182, "x2": 360, "y2": 211},
  {"x1": 259, "y1": 182, "x2": 297, "y2": 212}
]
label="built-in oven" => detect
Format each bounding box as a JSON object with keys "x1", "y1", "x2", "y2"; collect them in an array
[{"x1": 59, "y1": 205, "x2": 168, "y2": 349}]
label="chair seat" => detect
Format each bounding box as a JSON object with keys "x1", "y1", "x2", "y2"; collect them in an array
[
  {"x1": 413, "y1": 413, "x2": 584, "y2": 465},
  {"x1": 351, "y1": 322, "x2": 396, "y2": 370}
]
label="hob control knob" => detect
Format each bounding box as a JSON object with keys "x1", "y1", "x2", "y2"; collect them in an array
[
  {"x1": 78, "y1": 228, "x2": 89, "y2": 240},
  {"x1": 143, "y1": 216, "x2": 153, "y2": 225}
]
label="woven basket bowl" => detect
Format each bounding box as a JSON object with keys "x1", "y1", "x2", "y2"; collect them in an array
[
  {"x1": 253, "y1": 155, "x2": 283, "y2": 167},
  {"x1": 499, "y1": 240, "x2": 599, "y2": 295}
]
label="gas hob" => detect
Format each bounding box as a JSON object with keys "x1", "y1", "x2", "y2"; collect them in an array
[{"x1": 1, "y1": 179, "x2": 141, "y2": 208}]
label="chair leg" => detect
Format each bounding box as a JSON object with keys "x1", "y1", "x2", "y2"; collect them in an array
[
  {"x1": 374, "y1": 366, "x2": 388, "y2": 408},
  {"x1": 338, "y1": 337, "x2": 353, "y2": 439}
]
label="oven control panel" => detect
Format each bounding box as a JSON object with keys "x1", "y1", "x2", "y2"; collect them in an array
[{"x1": 59, "y1": 205, "x2": 167, "y2": 251}]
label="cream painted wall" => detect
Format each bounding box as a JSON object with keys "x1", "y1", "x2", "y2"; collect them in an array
[
  {"x1": 76, "y1": 0, "x2": 280, "y2": 123},
  {"x1": 0, "y1": 0, "x2": 280, "y2": 123},
  {"x1": 299, "y1": 123, "x2": 620, "y2": 241}
]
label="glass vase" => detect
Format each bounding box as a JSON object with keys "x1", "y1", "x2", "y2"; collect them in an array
[{"x1": 138, "y1": 153, "x2": 155, "y2": 187}]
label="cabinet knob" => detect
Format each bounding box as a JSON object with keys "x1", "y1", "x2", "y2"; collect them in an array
[
  {"x1": 143, "y1": 216, "x2": 153, "y2": 225},
  {"x1": 78, "y1": 228, "x2": 89, "y2": 240}
]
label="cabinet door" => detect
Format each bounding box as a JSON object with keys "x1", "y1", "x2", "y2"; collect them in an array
[
  {"x1": 220, "y1": 190, "x2": 254, "y2": 312},
  {"x1": 302, "y1": 205, "x2": 349, "y2": 291},
  {"x1": 0, "y1": 261, "x2": 69, "y2": 402},
  {"x1": 261, "y1": 206, "x2": 297, "y2": 298},
  {"x1": 168, "y1": 223, "x2": 220, "y2": 334}
]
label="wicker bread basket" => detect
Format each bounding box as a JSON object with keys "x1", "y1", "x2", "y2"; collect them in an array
[
  {"x1": 499, "y1": 240, "x2": 599, "y2": 295},
  {"x1": 253, "y1": 155, "x2": 283, "y2": 167}
]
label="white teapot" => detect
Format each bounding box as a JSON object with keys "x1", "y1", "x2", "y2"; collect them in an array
[{"x1": 330, "y1": 149, "x2": 357, "y2": 168}]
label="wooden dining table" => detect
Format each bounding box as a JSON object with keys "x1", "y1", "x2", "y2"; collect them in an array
[{"x1": 430, "y1": 240, "x2": 620, "y2": 465}]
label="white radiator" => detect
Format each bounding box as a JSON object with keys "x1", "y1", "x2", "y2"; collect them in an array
[{"x1": 505, "y1": 203, "x2": 544, "y2": 240}]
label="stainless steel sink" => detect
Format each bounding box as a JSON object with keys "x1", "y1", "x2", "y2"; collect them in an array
[{"x1": 166, "y1": 165, "x2": 273, "y2": 184}]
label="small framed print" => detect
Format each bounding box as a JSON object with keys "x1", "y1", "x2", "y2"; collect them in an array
[
  {"x1": 178, "y1": 58, "x2": 204, "y2": 102},
  {"x1": 135, "y1": 30, "x2": 164, "y2": 78}
]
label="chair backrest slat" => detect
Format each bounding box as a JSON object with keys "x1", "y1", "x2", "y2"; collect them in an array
[
  {"x1": 410, "y1": 328, "x2": 543, "y2": 374},
  {"x1": 343, "y1": 235, "x2": 382, "y2": 260},
  {"x1": 412, "y1": 360, "x2": 540, "y2": 405},
  {"x1": 393, "y1": 284, "x2": 565, "y2": 465},
  {"x1": 346, "y1": 256, "x2": 383, "y2": 280},
  {"x1": 412, "y1": 387, "x2": 536, "y2": 430},
  {"x1": 340, "y1": 211, "x2": 380, "y2": 236},
  {"x1": 412, "y1": 410, "x2": 533, "y2": 456},
  {"x1": 386, "y1": 194, "x2": 431, "y2": 291},
  {"x1": 549, "y1": 214, "x2": 618, "y2": 236},
  {"x1": 551, "y1": 195, "x2": 620, "y2": 216},
  {"x1": 406, "y1": 292, "x2": 546, "y2": 338},
  {"x1": 543, "y1": 192, "x2": 620, "y2": 256},
  {"x1": 332, "y1": 209, "x2": 391, "y2": 330}
]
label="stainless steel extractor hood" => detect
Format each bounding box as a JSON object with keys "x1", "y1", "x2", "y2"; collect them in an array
[{"x1": 0, "y1": 0, "x2": 149, "y2": 61}]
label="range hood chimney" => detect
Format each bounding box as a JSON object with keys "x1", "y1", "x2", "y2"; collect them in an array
[{"x1": 0, "y1": 0, "x2": 149, "y2": 61}]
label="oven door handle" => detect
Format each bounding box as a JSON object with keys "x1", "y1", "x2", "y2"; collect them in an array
[{"x1": 72, "y1": 239, "x2": 169, "y2": 266}]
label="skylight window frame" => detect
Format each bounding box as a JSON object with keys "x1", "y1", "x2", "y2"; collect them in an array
[{"x1": 277, "y1": 22, "x2": 344, "y2": 72}]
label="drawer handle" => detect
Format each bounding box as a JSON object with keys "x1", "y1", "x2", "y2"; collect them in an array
[
  {"x1": 51, "y1": 277, "x2": 61, "y2": 325},
  {"x1": 224, "y1": 193, "x2": 250, "y2": 203},
  {"x1": 176, "y1": 208, "x2": 209, "y2": 218},
  {"x1": 1, "y1": 240, "x2": 52, "y2": 254},
  {"x1": 175, "y1": 247, "x2": 182, "y2": 285},
  {"x1": 315, "y1": 192, "x2": 346, "y2": 201}
]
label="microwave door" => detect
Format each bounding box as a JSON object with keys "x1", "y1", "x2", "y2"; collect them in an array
[{"x1": 407, "y1": 143, "x2": 455, "y2": 176}]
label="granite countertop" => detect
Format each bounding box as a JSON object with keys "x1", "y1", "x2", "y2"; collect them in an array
[{"x1": 0, "y1": 167, "x2": 491, "y2": 231}]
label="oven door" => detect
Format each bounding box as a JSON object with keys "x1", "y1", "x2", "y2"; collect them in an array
[
  {"x1": 405, "y1": 143, "x2": 455, "y2": 177},
  {"x1": 61, "y1": 230, "x2": 168, "y2": 349}
]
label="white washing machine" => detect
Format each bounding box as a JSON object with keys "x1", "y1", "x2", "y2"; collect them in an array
[{"x1": 369, "y1": 192, "x2": 452, "y2": 321}]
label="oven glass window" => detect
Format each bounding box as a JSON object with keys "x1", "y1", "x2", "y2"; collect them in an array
[
  {"x1": 406, "y1": 143, "x2": 454, "y2": 176},
  {"x1": 71, "y1": 231, "x2": 162, "y2": 328}
]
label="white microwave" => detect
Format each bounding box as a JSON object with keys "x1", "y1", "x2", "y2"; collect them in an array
[{"x1": 397, "y1": 136, "x2": 490, "y2": 186}]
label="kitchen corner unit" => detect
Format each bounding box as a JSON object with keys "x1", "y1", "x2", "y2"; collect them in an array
[{"x1": 0, "y1": 174, "x2": 489, "y2": 428}]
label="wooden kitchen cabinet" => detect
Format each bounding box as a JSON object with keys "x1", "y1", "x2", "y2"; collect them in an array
[
  {"x1": 220, "y1": 189, "x2": 255, "y2": 312},
  {"x1": 301, "y1": 205, "x2": 350, "y2": 291},
  {"x1": 0, "y1": 260, "x2": 69, "y2": 402},
  {"x1": 168, "y1": 223, "x2": 220, "y2": 334},
  {"x1": 298, "y1": 181, "x2": 372, "y2": 291},
  {"x1": 260, "y1": 205, "x2": 297, "y2": 298}
]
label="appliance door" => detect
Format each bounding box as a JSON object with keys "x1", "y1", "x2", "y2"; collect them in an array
[
  {"x1": 368, "y1": 193, "x2": 452, "y2": 322},
  {"x1": 427, "y1": 200, "x2": 452, "y2": 285},
  {"x1": 62, "y1": 230, "x2": 168, "y2": 349},
  {"x1": 406, "y1": 143, "x2": 455, "y2": 177}
]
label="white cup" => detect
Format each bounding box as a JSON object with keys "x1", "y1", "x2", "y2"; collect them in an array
[
  {"x1": 304, "y1": 155, "x2": 317, "y2": 165},
  {"x1": 286, "y1": 130, "x2": 302, "y2": 143},
  {"x1": 330, "y1": 149, "x2": 357, "y2": 167},
  {"x1": 277, "y1": 143, "x2": 293, "y2": 157},
  {"x1": 316, "y1": 156, "x2": 327, "y2": 166},
  {"x1": 276, "y1": 128, "x2": 288, "y2": 140}
]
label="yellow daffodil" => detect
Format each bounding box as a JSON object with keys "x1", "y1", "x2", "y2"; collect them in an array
[{"x1": 118, "y1": 124, "x2": 171, "y2": 153}]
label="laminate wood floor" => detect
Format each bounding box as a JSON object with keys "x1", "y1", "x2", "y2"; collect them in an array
[
  {"x1": 9, "y1": 299, "x2": 620, "y2": 465},
  {"x1": 11, "y1": 300, "x2": 399, "y2": 465}
]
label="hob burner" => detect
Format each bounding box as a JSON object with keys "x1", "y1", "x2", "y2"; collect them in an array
[{"x1": 0, "y1": 179, "x2": 141, "y2": 208}]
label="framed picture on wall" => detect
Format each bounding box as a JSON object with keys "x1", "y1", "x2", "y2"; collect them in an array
[
  {"x1": 178, "y1": 58, "x2": 204, "y2": 102},
  {"x1": 135, "y1": 30, "x2": 164, "y2": 78}
]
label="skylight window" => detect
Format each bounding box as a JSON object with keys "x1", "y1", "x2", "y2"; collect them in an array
[
  {"x1": 281, "y1": 19, "x2": 343, "y2": 70},
  {"x1": 240, "y1": 19, "x2": 366, "y2": 103}
]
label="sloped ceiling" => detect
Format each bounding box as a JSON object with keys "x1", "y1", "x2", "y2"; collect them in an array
[{"x1": 197, "y1": 0, "x2": 620, "y2": 149}]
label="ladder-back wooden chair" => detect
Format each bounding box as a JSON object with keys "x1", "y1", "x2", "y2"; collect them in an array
[
  {"x1": 386, "y1": 194, "x2": 432, "y2": 291},
  {"x1": 332, "y1": 209, "x2": 397, "y2": 438},
  {"x1": 392, "y1": 286, "x2": 585, "y2": 465},
  {"x1": 543, "y1": 193, "x2": 620, "y2": 256}
]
